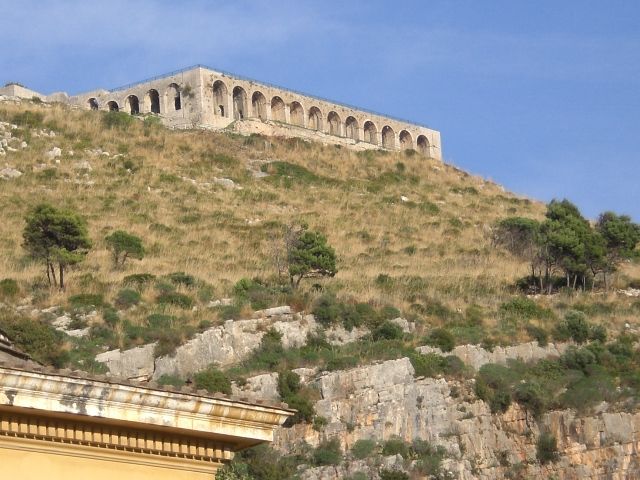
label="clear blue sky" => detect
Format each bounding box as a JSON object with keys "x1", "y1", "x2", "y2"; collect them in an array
[{"x1": 2, "y1": 1, "x2": 638, "y2": 220}]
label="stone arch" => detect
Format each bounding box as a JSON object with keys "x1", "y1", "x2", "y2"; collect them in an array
[
  {"x1": 125, "y1": 95, "x2": 140, "y2": 115},
  {"x1": 88, "y1": 98, "x2": 99, "y2": 111},
  {"x1": 107, "y1": 101, "x2": 119, "y2": 112},
  {"x1": 251, "y1": 91, "x2": 267, "y2": 120},
  {"x1": 290, "y1": 101, "x2": 304, "y2": 126},
  {"x1": 345, "y1": 116, "x2": 359, "y2": 141},
  {"x1": 308, "y1": 107, "x2": 322, "y2": 131},
  {"x1": 327, "y1": 111, "x2": 341, "y2": 136},
  {"x1": 382, "y1": 126, "x2": 395, "y2": 149},
  {"x1": 399, "y1": 130, "x2": 413, "y2": 150},
  {"x1": 271, "y1": 96, "x2": 286, "y2": 122},
  {"x1": 146, "y1": 89, "x2": 160, "y2": 114},
  {"x1": 213, "y1": 80, "x2": 228, "y2": 117},
  {"x1": 232, "y1": 86, "x2": 248, "y2": 120},
  {"x1": 417, "y1": 135, "x2": 430, "y2": 156},
  {"x1": 167, "y1": 83, "x2": 181, "y2": 111},
  {"x1": 363, "y1": 121, "x2": 378, "y2": 144}
]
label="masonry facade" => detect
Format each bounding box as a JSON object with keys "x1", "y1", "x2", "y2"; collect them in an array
[{"x1": 68, "y1": 65, "x2": 442, "y2": 159}]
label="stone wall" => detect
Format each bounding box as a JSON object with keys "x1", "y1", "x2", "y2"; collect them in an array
[{"x1": 65, "y1": 66, "x2": 442, "y2": 159}]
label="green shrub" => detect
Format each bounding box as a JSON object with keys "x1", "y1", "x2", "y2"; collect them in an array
[
  {"x1": 312, "y1": 293, "x2": 341, "y2": 327},
  {"x1": 68, "y1": 293, "x2": 104, "y2": 311},
  {"x1": 167, "y1": 272, "x2": 197, "y2": 287},
  {"x1": 514, "y1": 381, "x2": 547, "y2": 417},
  {"x1": 102, "y1": 111, "x2": 134, "y2": 129},
  {"x1": 561, "y1": 346, "x2": 597, "y2": 372},
  {"x1": 590, "y1": 324, "x2": 607, "y2": 343},
  {"x1": 11, "y1": 110, "x2": 44, "y2": 127},
  {"x1": 351, "y1": 439, "x2": 376, "y2": 459},
  {"x1": 115, "y1": 288, "x2": 141, "y2": 309},
  {"x1": 312, "y1": 415, "x2": 328, "y2": 431},
  {"x1": 499, "y1": 297, "x2": 553, "y2": 320},
  {"x1": 146, "y1": 313, "x2": 175, "y2": 329},
  {"x1": 536, "y1": 432, "x2": 559, "y2": 464},
  {"x1": 312, "y1": 438, "x2": 342, "y2": 466},
  {"x1": 381, "y1": 437, "x2": 409, "y2": 457},
  {"x1": 372, "y1": 321, "x2": 404, "y2": 341},
  {"x1": 156, "y1": 292, "x2": 194, "y2": 309},
  {"x1": 102, "y1": 307, "x2": 120, "y2": 327},
  {"x1": 123, "y1": 273, "x2": 156, "y2": 290},
  {"x1": 277, "y1": 370, "x2": 301, "y2": 398},
  {"x1": 153, "y1": 332, "x2": 183, "y2": 358},
  {"x1": 194, "y1": 366, "x2": 232, "y2": 394},
  {"x1": 326, "y1": 355, "x2": 359, "y2": 371},
  {"x1": 525, "y1": 324, "x2": 548, "y2": 347},
  {"x1": 424, "y1": 328, "x2": 455, "y2": 352},
  {"x1": 0, "y1": 314, "x2": 67, "y2": 366},
  {"x1": 379, "y1": 469, "x2": 409, "y2": 480},
  {"x1": 475, "y1": 364, "x2": 517, "y2": 413},
  {"x1": 555, "y1": 310, "x2": 590, "y2": 344},
  {"x1": 157, "y1": 374, "x2": 185, "y2": 388},
  {"x1": 0, "y1": 278, "x2": 19, "y2": 300}
]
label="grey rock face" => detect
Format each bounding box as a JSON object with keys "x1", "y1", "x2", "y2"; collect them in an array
[{"x1": 95, "y1": 343, "x2": 156, "y2": 380}]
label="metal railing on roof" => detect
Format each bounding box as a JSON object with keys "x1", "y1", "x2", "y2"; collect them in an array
[{"x1": 108, "y1": 64, "x2": 432, "y2": 130}]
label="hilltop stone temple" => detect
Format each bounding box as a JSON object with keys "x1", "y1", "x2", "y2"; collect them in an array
[
  {"x1": 0, "y1": 65, "x2": 442, "y2": 159},
  {"x1": 0, "y1": 329, "x2": 293, "y2": 479}
]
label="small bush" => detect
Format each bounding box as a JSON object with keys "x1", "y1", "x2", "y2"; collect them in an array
[
  {"x1": 536, "y1": 432, "x2": 559, "y2": 464},
  {"x1": 146, "y1": 313, "x2": 175, "y2": 329},
  {"x1": 0, "y1": 278, "x2": 19, "y2": 299},
  {"x1": 312, "y1": 293, "x2": 341, "y2": 327},
  {"x1": 351, "y1": 439, "x2": 376, "y2": 460},
  {"x1": 312, "y1": 438, "x2": 342, "y2": 466},
  {"x1": 372, "y1": 321, "x2": 404, "y2": 341},
  {"x1": 555, "y1": 310, "x2": 590, "y2": 344},
  {"x1": 379, "y1": 469, "x2": 409, "y2": 480},
  {"x1": 424, "y1": 328, "x2": 455, "y2": 352},
  {"x1": 157, "y1": 374, "x2": 185, "y2": 388},
  {"x1": 68, "y1": 293, "x2": 104, "y2": 311},
  {"x1": 167, "y1": 272, "x2": 197, "y2": 288},
  {"x1": 194, "y1": 366, "x2": 232, "y2": 394},
  {"x1": 381, "y1": 437, "x2": 409, "y2": 457},
  {"x1": 123, "y1": 273, "x2": 156, "y2": 290},
  {"x1": 102, "y1": 111, "x2": 134, "y2": 129},
  {"x1": 115, "y1": 288, "x2": 141, "y2": 309},
  {"x1": 514, "y1": 381, "x2": 547, "y2": 417},
  {"x1": 156, "y1": 292, "x2": 194, "y2": 309},
  {"x1": 0, "y1": 314, "x2": 67, "y2": 366},
  {"x1": 525, "y1": 324, "x2": 548, "y2": 347},
  {"x1": 499, "y1": 297, "x2": 553, "y2": 320}
]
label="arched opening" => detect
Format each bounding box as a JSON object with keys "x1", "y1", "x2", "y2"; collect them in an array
[
  {"x1": 213, "y1": 80, "x2": 228, "y2": 117},
  {"x1": 126, "y1": 95, "x2": 140, "y2": 115},
  {"x1": 382, "y1": 126, "x2": 395, "y2": 149},
  {"x1": 167, "y1": 83, "x2": 181, "y2": 111},
  {"x1": 88, "y1": 98, "x2": 99, "y2": 111},
  {"x1": 271, "y1": 96, "x2": 285, "y2": 122},
  {"x1": 232, "y1": 86, "x2": 247, "y2": 120},
  {"x1": 308, "y1": 107, "x2": 322, "y2": 131},
  {"x1": 363, "y1": 121, "x2": 378, "y2": 144},
  {"x1": 290, "y1": 101, "x2": 304, "y2": 126},
  {"x1": 107, "y1": 101, "x2": 119, "y2": 112},
  {"x1": 251, "y1": 91, "x2": 267, "y2": 120},
  {"x1": 345, "y1": 116, "x2": 359, "y2": 141},
  {"x1": 417, "y1": 135, "x2": 430, "y2": 156},
  {"x1": 146, "y1": 89, "x2": 160, "y2": 114},
  {"x1": 327, "y1": 111, "x2": 341, "y2": 136},
  {"x1": 399, "y1": 130, "x2": 413, "y2": 150}
]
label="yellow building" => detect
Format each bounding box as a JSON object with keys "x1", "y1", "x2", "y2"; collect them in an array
[{"x1": 0, "y1": 330, "x2": 293, "y2": 480}]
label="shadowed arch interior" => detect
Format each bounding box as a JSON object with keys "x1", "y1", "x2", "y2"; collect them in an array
[
  {"x1": 233, "y1": 86, "x2": 248, "y2": 119},
  {"x1": 107, "y1": 101, "x2": 119, "y2": 112},
  {"x1": 271, "y1": 96, "x2": 286, "y2": 122},
  {"x1": 88, "y1": 98, "x2": 99, "y2": 111},
  {"x1": 146, "y1": 89, "x2": 160, "y2": 114},
  {"x1": 308, "y1": 107, "x2": 322, "y2": 131},
  {"x1": 363, "y1": 121, "x2": 377, "y2": 144},
  {"x1": 126, "y1": 95, "x2": 140, "y2": 115},
  {"x1": 213, "y1": 80, "x2": 228, "y2": 117},
  {"x1": 399, "y1": 130, "x2": 413, "y2": 150},
  {"x1": 345, "y1": 116, "x2": 359, "y2": 140},
  {"x1": 167, "y1": 83, "x2": 181, "y2": 111},
  {"x1": 382, "y1": 126, "x2": 395, "y2": 148},
  {"x1": 327, "y1": 111, "x2": 341, "y2": 136},
  {"x1": 417, "y1": 135, "x2": 430, "y2": 156},
  {"x1": 290, "y1": 102, "x2": 304, "y2": 126},
  {"x1": 251, "y1": 91, "x2": 267, "y2": 120}
]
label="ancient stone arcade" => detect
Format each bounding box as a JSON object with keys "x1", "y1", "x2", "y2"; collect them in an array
[
  {"x1": 67, "y1": 65, "x2": 442, "y2": 158},
  {"x1": 0, "y1": 330, "x2": 293, "y2": 480}
]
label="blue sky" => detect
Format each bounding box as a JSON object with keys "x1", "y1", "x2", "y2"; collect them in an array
[{"x1": 1, "y1": 0, "x2": 639, "y2": 220}]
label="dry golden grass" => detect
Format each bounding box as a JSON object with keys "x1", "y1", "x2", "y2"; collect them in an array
[{"x1": 1, "y1": 100, "x2": 637, "y2": 337}]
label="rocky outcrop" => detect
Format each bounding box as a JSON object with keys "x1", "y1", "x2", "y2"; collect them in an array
[
  {"x1": 270, "y1": 357, "x2": 640, "y2": 479},
  {"x1": 417, "y1": 340, "x2": 568, "y2": 370}
]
